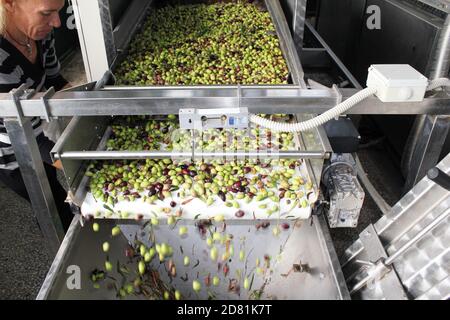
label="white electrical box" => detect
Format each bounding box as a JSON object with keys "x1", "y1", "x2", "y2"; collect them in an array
[{"x1": 367, "y1": 64, "x2": 428, "y2": 102}]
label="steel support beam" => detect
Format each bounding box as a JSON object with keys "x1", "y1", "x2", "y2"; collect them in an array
[
  {"x1": 293, "y1": 0, "x2": 307, "y2": 55},
  {"x1": 4, "y1": 117, "x2": 64, "y2": 256},
  {"x1": 0, "y1": 87, "x2": 448, "y2": 117}
]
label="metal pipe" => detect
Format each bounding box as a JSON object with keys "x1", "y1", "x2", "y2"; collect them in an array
[
  {"x1": 430, "y1": 15, "x2": 450, "y2": 80},
  {"x1": 55, "y1": 150, "x2": 328, "y2": 160},
  {"x1": 427, "y1": 167, "x2": 450, "y2": 190}
]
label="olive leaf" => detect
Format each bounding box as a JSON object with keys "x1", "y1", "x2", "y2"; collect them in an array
[{"x1": 103, "y1": 204, "x2": 114, "y2": 213}]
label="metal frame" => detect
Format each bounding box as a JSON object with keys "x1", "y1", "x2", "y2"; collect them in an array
[
  {"x1": 401, "y1": 9, "x2": 450, "y2": 192},
  {"x1": 1, "y1": 85, "x2": 448, "y2": 253},
  {"x1": 0, "y1": 0, "x2": 449, "y2": 277},
  {"x1": 3, "y1": 88, "x2": 65, "y2": 256},
  {"x1": 0, "y1": 87, "x2": 449, "y2": 117}
]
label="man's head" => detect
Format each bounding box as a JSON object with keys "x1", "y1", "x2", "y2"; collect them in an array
[{"x1": 3, "y1": 0, "x2": 65, "y2": 40}]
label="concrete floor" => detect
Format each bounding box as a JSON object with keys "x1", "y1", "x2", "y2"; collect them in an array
[{"x1": 0, "y1": 51, "x2": 406, "y2": 300}]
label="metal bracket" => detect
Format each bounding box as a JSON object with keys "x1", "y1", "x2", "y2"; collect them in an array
[
  {"x1": 349, "y1": 224, "x2": 408, "y2": 299},
  {"x1": 179, "y1": 107, "x2": 249, "y2": 130},
  {"x1": 94, "y1": 70, "x2": 116, "y2": 90},
  {"x1": 9, "y1": 84, "x2": 28, "y2": 126},
  {"x1": 40, "y1": 87, "x2": 56, "y2": 122}
]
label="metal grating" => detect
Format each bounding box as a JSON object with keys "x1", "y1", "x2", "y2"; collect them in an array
[
  {"x1": 98, "y1": 0, "x2": 117, "y2": 66},
  {"x1": 403, "y1": 0, "x2": 449, "y2": 17},
  {"x1": 341, "y1": 153, "x2": 450, "y2": 300}
]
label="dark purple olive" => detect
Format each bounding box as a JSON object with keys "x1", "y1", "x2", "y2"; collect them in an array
[
  {"x1": 218, "y1": 191, "x2": 226, "y2": 202},
  {"x1": 189, "y1": 170, "x2": 197, "y2": 177},
  {"x1": 155, "y1": 183, "x2": 163, "y2": 191},
  {"x1": 148, "y1": 186, "x2": 156, "y2": 196},
  {"x1": 289, "y1": 163, "x2": 296, "y2": 169},
  {"x1": 120, "y1": 181, "x2": 127, "y2": 188},
  {"x1": 235, "y1": 210, "x2": 245, "y2": 218},
  {"x1": 243, "y1": 167, "x2": 251, "y2": 174},
  {"x1": 170, "y1": 201, "x2": 177, "y2": 208},
  {"x1": 123, "y1": 190, "x2": 131, "y2": 196},
  {"x1": 261, "y1": 222, "x2": 270, "y2": 229},
  {"x1": 281, "y1": 223, "x2": 290, "y2": 230},
  {"x1": 132, "y1": 192, "x2": 141, "y2": 199},
  {"x1": 162, "y1": 168, "x2": 169, "y2": 176}
]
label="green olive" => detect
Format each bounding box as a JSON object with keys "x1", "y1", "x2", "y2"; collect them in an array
[
  {"x1": 112, "y1": 226, "x2": 121, "y2": 237},
  {"x1": 179, "y1": 226, "x2": 188, "y2": 236},
  {"x1": 102, "y1": 242, "x2": 110, "y2": 253},
  {"x1": 192, "y1": 280, "x2": 201, "y2": 292},
  {"x1": 105, "y1": 261, "x2": 113, "y2": 272},
  {"x1": 138, "y1": 260, "x2": 146, "y2": 275}
]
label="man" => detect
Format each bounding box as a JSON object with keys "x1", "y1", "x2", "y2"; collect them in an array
[{"x1": 0, "y1": 0, "x2": 73, "y2": 231}]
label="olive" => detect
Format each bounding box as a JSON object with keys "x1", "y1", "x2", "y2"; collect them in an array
[
  {"x1": 235, "y1": 210, "x2": 245, "y2": 218},
  {"x1": 218, "y1": 191, "x2": 226, "y2": 202}
]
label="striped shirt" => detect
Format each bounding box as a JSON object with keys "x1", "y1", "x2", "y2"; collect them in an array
[{"x1": 0, "y1": 31, "x2": 67, "y2": 170}]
